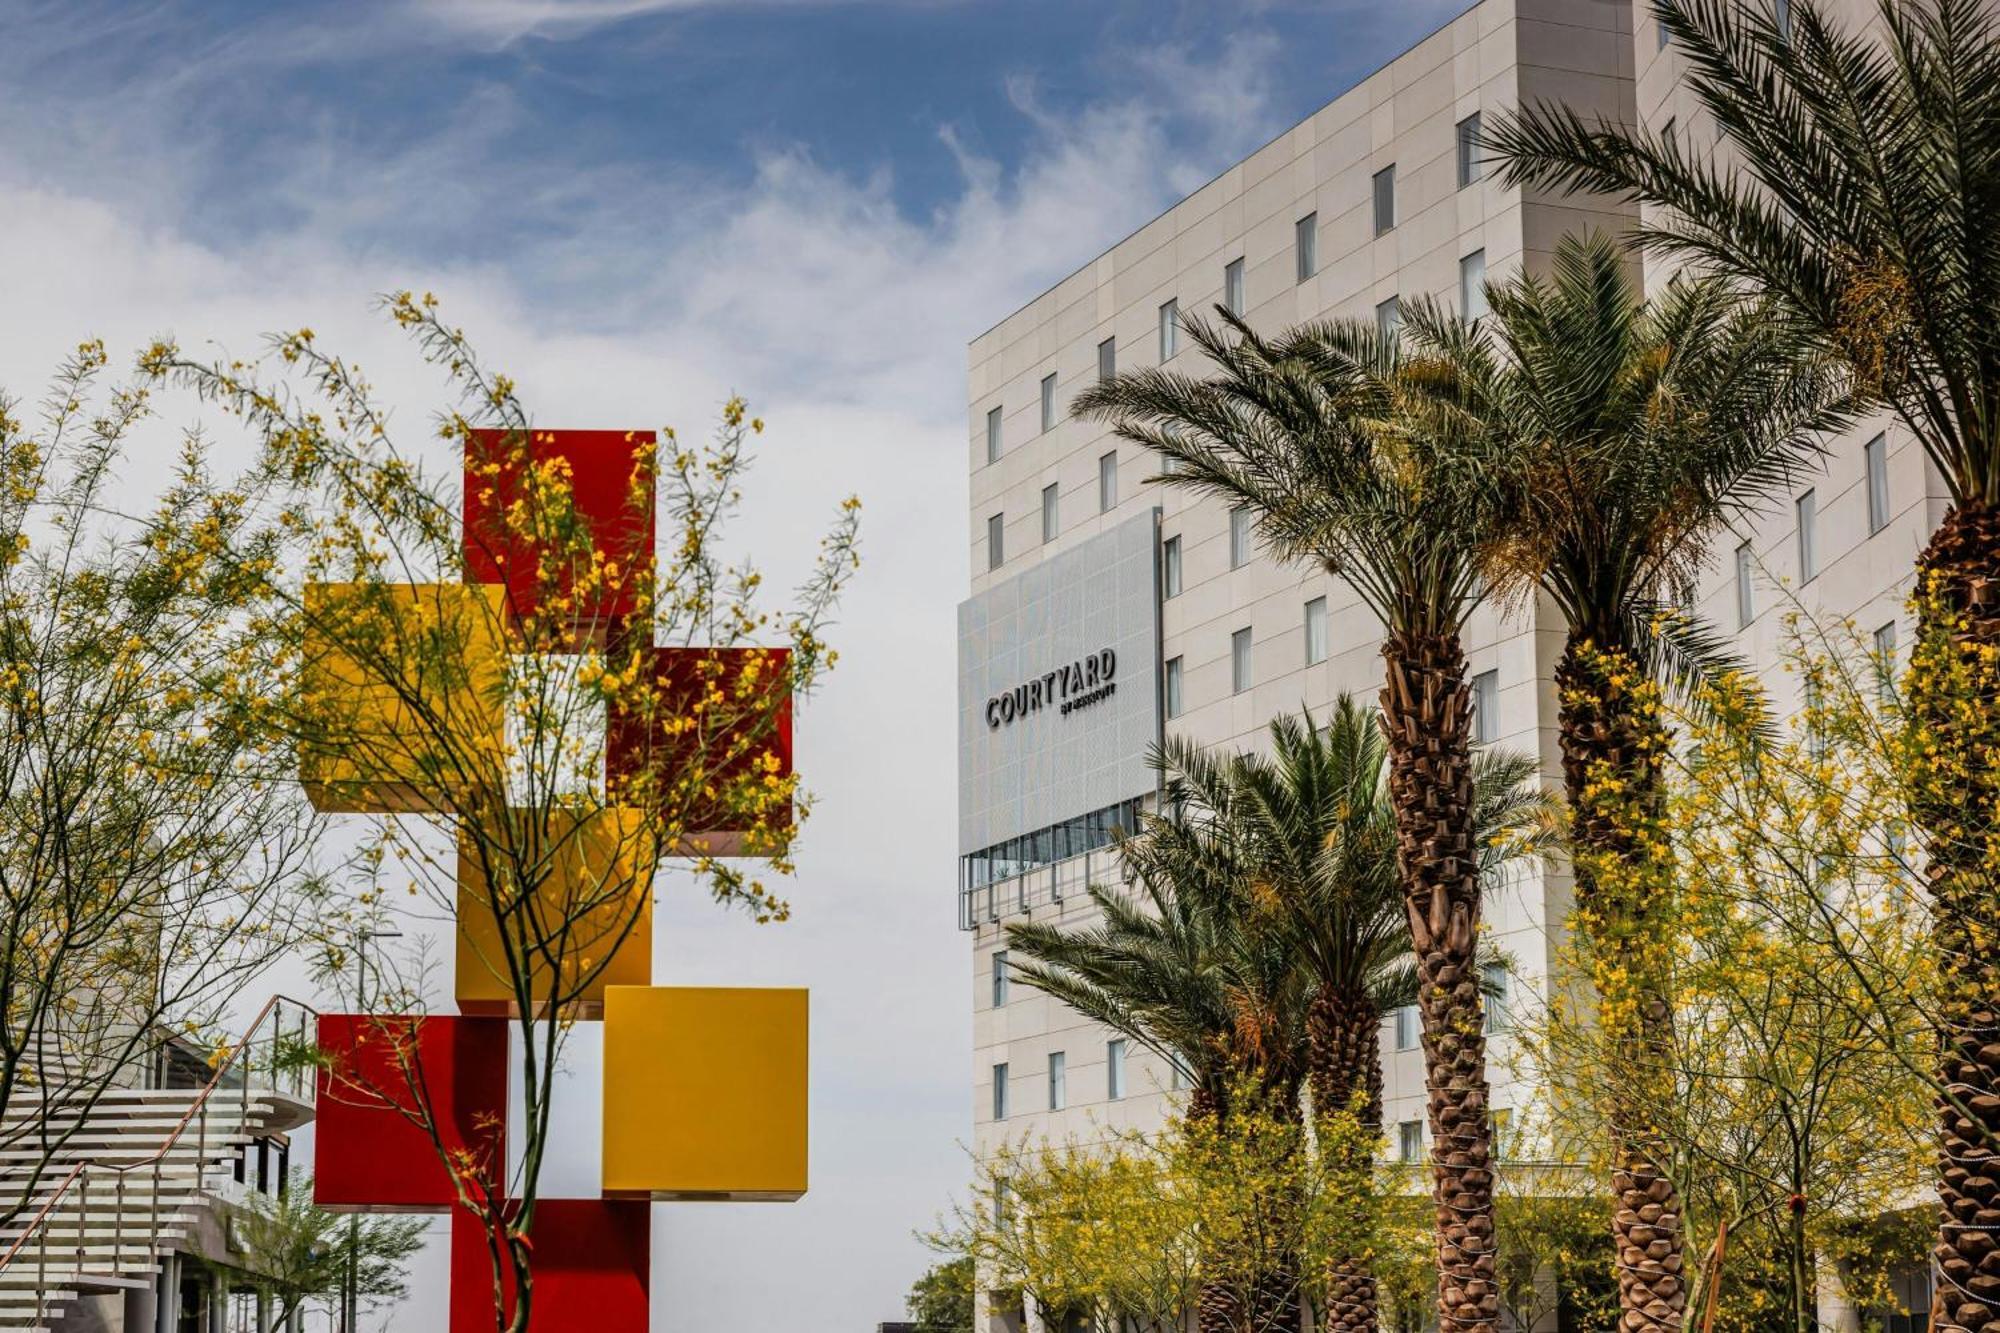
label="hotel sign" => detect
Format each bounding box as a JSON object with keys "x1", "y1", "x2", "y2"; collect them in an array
[{"x1": 985, "y1": 648, "x2": 1118, "y2": 728}]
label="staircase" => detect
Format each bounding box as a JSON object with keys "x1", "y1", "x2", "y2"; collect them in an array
[{"x1": 0, "y1": 998, "x2": 316, "y2": 1333}]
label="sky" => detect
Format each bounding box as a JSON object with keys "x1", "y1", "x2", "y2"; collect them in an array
[{"x1": 0, "y1": 0, "x2": 1468, "y2": 1326}]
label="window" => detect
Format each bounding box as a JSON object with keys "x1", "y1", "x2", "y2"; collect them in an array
[
  {"x1": 1048, "y1": 1051, "x2": 1067, "y2": 1111},
  {"x1": 991, "y1": 951, "x2": 1009, "y2": 1007},
  {"x1": 1796, "y1": 489, "x2": 1818, "y2": 582},
  {"x1": 992, "y1": 1063, "x2": 1009, "y2": 1120},
  {"x1": 1492, "y1": 1108, "x2": 1513, "y2": 1161},
  {"x1": 1097, "y1": 452, "x2": 1118, "y2": 513},
  {"x1": 1460, "y1": 249, "x2": 1488, "y2": 321},
  {"x1": 1224, "y1": 257, "x2": 1246, "y2": 316},
  {"x1": 1865, "y1": 433, "x2": 1890, "y2": 533},
  {"x1": 1107, "y1": 1039, "x2": 1127, "y2": 1100},
  {"x1": 1472, "y1": 669, "x2": 1499, "y2": 745},
  {"x1": 1875, "y1": 621, "x2": 1899, "y2": 701},
  {"x1": 1295, "y1": 212, "x2": 1318, "y2": 282},
  {"x1": 1163, "y1": 535, "x2": 1182, "y2": 598},
  {"x1": 1658, "y1": 15, "x2": 1670, "y2": 49},
  {"x1": 1456, "y1": 112, "x2": 1483, "y2": 188},
  {"x1": 1398, "y1": 1120, "x2": 1423, "y2": 1162},
  {"x1": 1482, "y1": 962, "x2": 1510, "y2": 1033},
  {"x1": 1304, "y1": 597, "x2": 1329, "y2": 666},
  {"x1": 1372, "y1": 165, "x2": 1396, "y2": 235},
  {"x1": 1165, "y1": 656, "x2": 1184, "y2": 719},
  {"x1": 1376, "y1": 296, "x2": 1402, "y2": 341},
  {"x1": 1735, "y1": 540, "x2": 1755, "y2": 628},
  {"x1": 1662, "y1": 117, "x2": 1676, "y2": 145},
  {"x1": 1232, "y1": 627, "x2": 1253, "y2": 695},
  {"x1": 1230, "y1": 506, "x2": 1252, "y2": 569},
  {"x1": 1098, "y1": 337, "x2": 1116, "y2": 383},
  {"x1": 1776, "y1": 0, "x2": 1793, "y2": 41},
  {"x1": 1041, "y1": 483, "x2": 1059, "y2": 544},
  {"x1": 987, "y1": 513, "x2": 1004, "y2": 571},
  {"x1": 1159, "y1": 299, "x2": 1179, "y2": 360},
  {"x1": 1169, "y1": 1055, "x2": 1191, "y2": 1091},
  {"x1": 1040, "y1": 372, "x2": 1057, "y2": 433},
  {"x1": 1394, "y1": 1005, "x2": 1419, "y2": 1051},
  {"x1": 985, "y1": 405, "x2": 1002, "y2": 464}
]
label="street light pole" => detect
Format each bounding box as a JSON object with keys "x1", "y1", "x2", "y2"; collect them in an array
[{"x1": 345, "y1": 927, "x2": 401, "y2": 1333}]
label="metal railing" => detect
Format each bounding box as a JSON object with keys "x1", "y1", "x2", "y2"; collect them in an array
[
  {"x1": 959, "y1": 847, "x2": 1133, "y2": 929},
  {"x1": 0, "y1": 993, "x2": 318, "y2": 1316}
]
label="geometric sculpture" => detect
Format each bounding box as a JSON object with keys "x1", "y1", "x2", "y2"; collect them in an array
[
  {"x1": 601, "y1": 986, "x2": 808, "y2": 1201},
  {"x1": 312, "y1": 1013, "x2": 508, "y2": 1213},
  {"x1": 448, "y1": 1200, "x2": 650, "y2": 1333}
]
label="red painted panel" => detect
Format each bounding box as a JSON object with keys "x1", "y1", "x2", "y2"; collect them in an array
[
  {"x1": 604, "y1": 646, "x2": 794, "y2": 845},
  {"x1": 313, "y1": 1014, "x2": 507, "y2": 1213},
  {"x1": 463, "y1": 428, "x2": 657, "y2": 638},
  {"x1": 449, "y1": 1200, "x2": 651, "y2": 1333}
]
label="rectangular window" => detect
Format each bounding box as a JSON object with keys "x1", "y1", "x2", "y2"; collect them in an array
[
  {"x1": 1472, "y1": 669, "x2": 1499, "y2": 745},
  {"x1": 987, "y1": 513, "x2": 1004, "y2": 571},
  {"x1": 1169, "y1": 1055, "x2": 1191, "y2": 1092},
  {"x1": 1372, "y1": 165, "x2": 1396, "y2": 235},
  {"x1": 1394, "y1": 1005, "x2": 1418, "y2": 1051},
  {"x1": 1376, "y1": 296, "x2": 1401, "y2": 341},
  {"x1": 1163, "y1": 535, "x2": 1183, "y2": 598},
  {"x1": 1295, "y1": 212, "x2": 1318, "y2": 282},
  {"x1": 1776, "y1": 0, "x2": 1792, "y2": 40},
  {"x1": 1048, "y1": 1051, "x2": 1066, "y2": 1111},
  {"x1": 1041, "y1": 483, "x2": 1059, "y2": 544},
  {"x1": 1461, "y1": 249, "x2": 1489, "y2": 321},
  {"x1": 1796, "y1": 489, "x2": 1818, "y2": 582},
  {"x1": 1232, "y1": 627, "x2": 1253, "y2": 695},
  {"x1": 1098, "y1": 336, "x2": 1115, "y2": 383},
  {"x1": 992, "y1": 1063, "x2": 1009, "y2": 1120},
  {"x1": 1098, "y1": 452, "x2": 1117, "y2": 513},
  {"x1": 1165, "y1": 656, "x2": 1184, "y2": 719},
  {"x1": 1230, "y1": 506, "x2": 1252, "y2": 569},
  {"x1": 1483, "y1": 962, "x2": 1510, "y2": 1033},
  {"x1": 1865, "y1": 433, "x2": 1889, "y2": 533},
  {"x1": 1456, "y1": 112, "x2": 1483, "y2": 188},
  {"x1": 1159, "y1": 299, "x2": 1179, "y2": 360},
  {"x1": 1662, "y1": 117, "x2": 1676, "y2": 145},
  {"x1": 1735, "y1": 540, "x2": 1755, "y2": 628},
  {"x1": 1040, "y1": 372, "x2": 1057, "y2": 433},
  {"x1": 1107, "y1": 1039, "x2": 1127, "y2": 1101},
  {"x1": 985, "y1": 405, "x2": 1002, "y2": 464},
  {"x1": 1875, "y1": 621, "x2": 1899, "y2": 701},
  {"x1": 1658, "y1": 15, "x2": 1670, "y2": 49},
  {"x1": 991, "y1": 951, "x2": 1009, "y2": 1007},
  {"x1": 1398, "y1": 1120, "x2": 1423, "y2": 1162},
  {"x1": 1492, "y1": 1108, "x2": 1512, "y2": 1161},
  {"x1": 1225, "y1": 257, "x2": 1246, "y2": 316},
  {"x1": 1304, "y1": 596, "x2": 1329, "y2": 666}
]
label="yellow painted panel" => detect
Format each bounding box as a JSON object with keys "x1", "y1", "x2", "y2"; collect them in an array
[
  {"x1": 300, "y1": 583, "x2": 508, "y2": 813},
  {"x1": 455, "y1": 809, "x2": 655, "y2": 1018},
  {"x1": 601, "y1": 986, "x2": 808, "y2": 1202}
]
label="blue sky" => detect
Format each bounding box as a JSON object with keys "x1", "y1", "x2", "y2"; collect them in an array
[{"x1": 0, "y1": 1, "x2": 1468, "y2": 1327}]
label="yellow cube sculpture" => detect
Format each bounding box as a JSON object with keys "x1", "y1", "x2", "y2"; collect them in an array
[
  {"x1": 300, "y1": 583, "x2": 508, "y2": 813},
  {"x1": 601, "y1": 986, "x2": 808, "y2": 1201},
  {"x1": 456, "y1": 809, "x2": 655, "y2": 1018}
]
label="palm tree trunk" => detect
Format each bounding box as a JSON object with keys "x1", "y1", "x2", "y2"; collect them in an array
[
  {"x1": 1309, "y1": 986, "x2": 1382, "y2": 1333},
  {"x1": 1379, "y1": 628, "x2": 1498, "y2": 1333},
  {"x1": 1908, "y1": 505, "x2": 2000, "y2": 1333},
  {"x1": 1554, "y1": 640, "x2": 1687, "y2": 1333}
]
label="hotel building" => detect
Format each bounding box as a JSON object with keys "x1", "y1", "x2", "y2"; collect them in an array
[{"x1": 958, "y1": 1, "x2": 1938, "y2": 1327}]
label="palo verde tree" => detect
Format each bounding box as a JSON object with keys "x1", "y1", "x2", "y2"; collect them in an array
[
  {"x1": 1075, "y1": 307, "x2": 1512, "y2": 1333},
  {"x1": 200, "y1": 1172, "x2": 427, "y2": 1328},
  {"x1": 145, "y1": 293, "x2": 860, "y2": 1332},
  {"x1": 1424, "y1": 232, "x2": 1851, "y2": 1333},
  {"x1": 0, "y1": 343, "x2": 323, "y2": 1231},
  {"x1": 1486, "y1": 6, "x2": 2000, "y2": 1326}
]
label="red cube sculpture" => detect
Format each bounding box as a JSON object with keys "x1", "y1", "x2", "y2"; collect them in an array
[
  {"x1": 463, "y1": 428, "x2": 657, "y2": 637},
  {"x1": 314, "y1": 1013, "x2": 507, "y2": 1213},
  {"x1": 450, "y1": 1200, "x2": 650, "y2": 1333}
]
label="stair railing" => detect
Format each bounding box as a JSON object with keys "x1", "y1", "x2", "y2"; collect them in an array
[{"x1": 0, "y1": 993, "x2": 319, "y2": 1318}]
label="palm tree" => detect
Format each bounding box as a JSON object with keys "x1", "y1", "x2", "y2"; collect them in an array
[
  {"x1": 1223, "y1": 698, "x2": 1557, "y2": 1333},
  {"x1": 1483, "y1": 7, "x2": 2000, "y2": 1328},
  {"x1": 1074, "y1": 318, "x2": 1510, "y2": 1333},
  {"x1": 1414, "y1": 233, "x2": 1850, "y2": 1333}
]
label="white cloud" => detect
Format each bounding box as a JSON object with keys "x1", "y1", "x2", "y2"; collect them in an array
[
  {"x1": 0, "y1": 18, "x2": 1294, "y2": 1330},
  {"x1": 405, "y1": 0, "x2": 954, "y2": 48}
]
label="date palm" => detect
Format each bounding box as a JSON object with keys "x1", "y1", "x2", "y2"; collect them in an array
[
  {"x1": 1416, "y1": 233, "x2": 1849, "y2": 1333},
  {"x1": 1075, "y1": 313, "x2": 1510, "y2": 1333},
  {"x1": 1223, "y1": 698, "x2": 1556, "y2": 1333},
  {"x1": 1485, "y1": 7, "x2": 2000, "y2": 1327}
]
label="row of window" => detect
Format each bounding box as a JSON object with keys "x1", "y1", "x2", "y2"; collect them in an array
[
  {"x1": 963, "y1": 798, "x2": 1149, "y2": 891},
  {"x1": 982, "y1": 111, "x2": 1492, "y2": 475},
  {"x1": 986, "y1": 452, "x2": 1122, "y2": 569},
  {"x1": 991, "y1": 1038, "x2": 1175, "y2": 1119},
  {"x1": 1397, "y1": 1108, "x2": 1513, "y2": 1163},
  {"x1": 1737, "y1": 434, "x2": 1891, "y2": 627}
]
